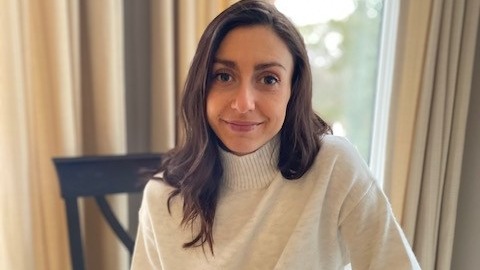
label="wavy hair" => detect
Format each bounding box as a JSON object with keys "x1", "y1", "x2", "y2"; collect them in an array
[{"x1": 158, "y1": 0, "x2": 331, "y2": 254}]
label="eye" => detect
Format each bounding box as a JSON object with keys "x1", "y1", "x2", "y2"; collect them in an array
[
  {"x1": 214, "y1": 72, "x2": 233, "y2": 83},
  {"x1": 261, "y1": 75, "x2": 279, "y2": 85}
]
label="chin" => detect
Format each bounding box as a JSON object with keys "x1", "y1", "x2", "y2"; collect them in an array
[{"x1": 225, "y1": 143, "x2": 258, "y2": 156}]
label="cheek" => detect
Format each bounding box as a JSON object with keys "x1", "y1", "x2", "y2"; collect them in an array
[
  {"x1": 266, "y1": 94, "x2": 290, "y2": 126},
  {"x1": 276, "y1": 105, "x2": 288, "y2": 126},
  {"x1": 279, "y1": 90, "x2": 291, "y2": 115}
]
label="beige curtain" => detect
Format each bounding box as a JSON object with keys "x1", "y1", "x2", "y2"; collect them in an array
[
  {"x1": 79, "y1": 1, "x2": 129, "y2": 269},
  {"x1": 384, "y1": 0, "x2": 480, "y2": 269},
  {"x1": 0, "y1": 0, "x2": 233, "y2": 269},
  {"x1": 1, "y1": 0, "x2": 82, "y2": 269},
  {"x1": 1, "y1": 0, "x2": 127, "y2": 269}
]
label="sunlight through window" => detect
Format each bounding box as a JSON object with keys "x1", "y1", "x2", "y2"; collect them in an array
[{"x1": 275, "y1": 0, "x2": 385, "y2": 162}]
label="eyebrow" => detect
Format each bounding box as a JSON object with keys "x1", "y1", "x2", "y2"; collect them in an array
[{"x1": 213, "y1": 58, "x2": 287, "y2": 71}]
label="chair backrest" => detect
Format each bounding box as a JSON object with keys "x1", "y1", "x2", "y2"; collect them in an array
[{"x1": 53, "y1": 153, "x2": 162, "y2": 270}]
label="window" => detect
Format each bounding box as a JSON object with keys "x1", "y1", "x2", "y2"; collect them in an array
[{"x1": 275, "y1": 0, "x2": 398, "y2": 184}]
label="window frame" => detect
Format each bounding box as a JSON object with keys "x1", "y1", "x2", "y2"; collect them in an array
[{"x1": 369, "y1": 0, "x2": 400, "y2": 186}]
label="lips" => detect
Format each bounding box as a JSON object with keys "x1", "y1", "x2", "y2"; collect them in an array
[{"x1": 223, "y1": 120, "x2": 262, "y2": 132}]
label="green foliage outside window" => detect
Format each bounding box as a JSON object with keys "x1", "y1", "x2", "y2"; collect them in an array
[{"x1": 277, "y1": 0, "x2": 384, "y2": 161}]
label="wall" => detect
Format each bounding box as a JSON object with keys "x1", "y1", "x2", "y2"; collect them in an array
[{"x1": 450, "y1": 23, "x2": 480, "y2": 270}]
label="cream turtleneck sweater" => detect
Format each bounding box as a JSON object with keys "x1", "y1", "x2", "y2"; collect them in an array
[{"x1": 131, "y1": 135, "x2": 420, "y2": 270}]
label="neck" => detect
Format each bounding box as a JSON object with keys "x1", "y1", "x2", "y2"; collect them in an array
[{"x1": 219, "y1": 136, "x2": 280, "y2": 190}]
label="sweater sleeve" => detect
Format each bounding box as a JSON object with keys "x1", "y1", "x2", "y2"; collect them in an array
[
  {"x1": 339, "y1": 182, "x2": 421, "y2": 270},
  {"x1": 130, "y1": 202, "x2": 163, "y2": 269}
]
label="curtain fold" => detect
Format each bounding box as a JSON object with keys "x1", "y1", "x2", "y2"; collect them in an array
[
  {"x1": 385, "y1": 0, "x2": 480, "y2": 269},
  {"x1": 383, "y1": 0, "x2": 433, "y2": 220},
  {"x1": 1, "y1": 0, "x2": 81, "y2": 269},
  {"x1": 150, "y1": 0, "x2": 176, "y2": 152},
  {"x1": 1, "y1": 1, "x2": 36, "y2": 268},
  {"x1": 79, "y1": 0, "x2": 129, "y2": 269}
]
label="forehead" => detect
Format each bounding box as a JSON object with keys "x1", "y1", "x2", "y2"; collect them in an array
[{"x1": 214, "y1": 25, "x2": 293, "y2": 68}]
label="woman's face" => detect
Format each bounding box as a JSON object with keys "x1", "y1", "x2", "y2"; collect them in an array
[{"x1": 207, "y1": 25, "x2": 293, "y2": 156}]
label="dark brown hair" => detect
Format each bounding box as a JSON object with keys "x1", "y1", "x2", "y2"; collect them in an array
[{"x1": 158, "y1": 0, "x2": 331, "y2": 254}]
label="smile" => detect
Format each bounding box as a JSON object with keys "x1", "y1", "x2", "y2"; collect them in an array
[{"x1": 223, "y1": 120, "x2": 262, "y2": 132}]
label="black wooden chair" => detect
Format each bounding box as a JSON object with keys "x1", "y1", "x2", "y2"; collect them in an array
[{"x1": 53, "y1": 153, "x2": 162, "y2": 270}]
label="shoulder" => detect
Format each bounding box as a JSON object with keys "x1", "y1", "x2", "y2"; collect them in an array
[
  {"x1": 304, "y1": 134, "x2": 374, "y2": 187},
  {"x1": 319, "y1": 135, "x2": 362, "y2": 158},
  {"x1": 140, "y1": 174, "x2": 180, "y2": 216},
  {"x1": 137, "y1": 175, "x2": 186, "y2": 244},
  {"x1": 317, "y1": 135, "x2": 371, "y2": 177},
  {"x1": 308, "y1": 135, "x2": 379, "y2": 216},
  {"x1": 144, "y1": 172, "x2": 172, "y2": 195}
]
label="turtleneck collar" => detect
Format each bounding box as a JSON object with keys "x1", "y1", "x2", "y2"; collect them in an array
[{"x1": 218, "y1": 136, "x2": 280, "y2": 190}]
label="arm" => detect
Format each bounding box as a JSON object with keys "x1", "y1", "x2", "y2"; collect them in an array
[
  {"x1": 130, "y1": 207, "x2": 163, "y2": 270},
  {"x1": 339, "y1": 182, "x2": 421, "y2": 270}
]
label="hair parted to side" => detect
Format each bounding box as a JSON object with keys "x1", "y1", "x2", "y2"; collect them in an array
[{"x1": 157, "y1": 0, "x2": 331, "y2": 254}]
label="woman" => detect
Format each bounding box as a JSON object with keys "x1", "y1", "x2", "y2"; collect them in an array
[{"x1": 131, "y1": 0, "x2": 420, "y2": 269}]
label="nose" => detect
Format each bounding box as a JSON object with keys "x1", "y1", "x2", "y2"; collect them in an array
[{"x1": 231, "y1": 83, "x2": 255, "y2": 113}]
